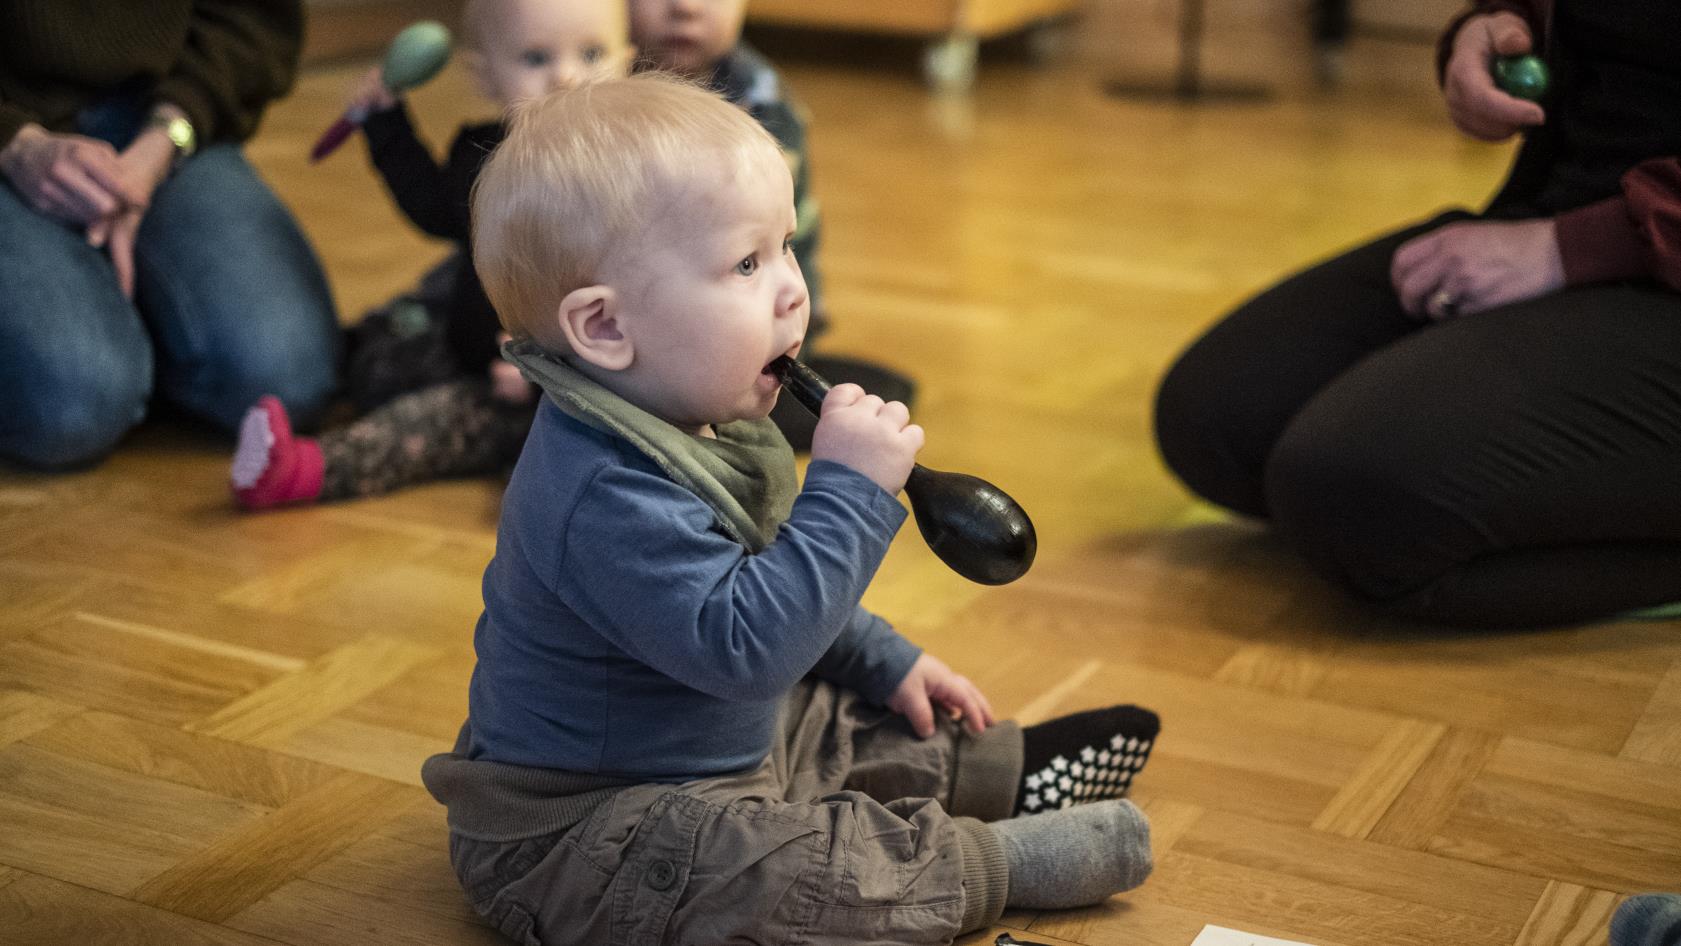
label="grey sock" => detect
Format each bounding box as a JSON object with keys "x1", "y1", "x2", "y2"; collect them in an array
[{"x1": 992, "y1": 798, "x2": 1153, "y2": 909}]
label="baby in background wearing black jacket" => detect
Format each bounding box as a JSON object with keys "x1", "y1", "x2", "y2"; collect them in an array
[{"x1": 231, "y1": 0, "x2": 632, "y2": 509}]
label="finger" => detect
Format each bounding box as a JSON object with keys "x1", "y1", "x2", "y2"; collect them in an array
[
  {"x1": 1390, "y1": 231, "x2": 1438, "y2": 279},
  {"x1": 903, "y1": 692, "x2": 936, "y2": 739},
  {"x1": 1429, "y1": 273, "x2": 1471, "y2": 320},
  {"x1": 1392, "y1": 239, "x2": 1448, "y2": 315},
  {"x1": 821, "y1": 383, "x2": 864, "y2": 413},
  {"x1": 1471, "y1": 85, "x2": 1546, "y2": 130},
  {"x1": 1398, "y1": 258, "x2": 1449, "y2": 318},
  {"x1": 951, "y1": 687, "x2": 988, "y2": 735},
  {"x1": 1491, "y1": 23, "x2": 1532, "y2": 57},
  {"x1": 901, "y1": 424, "x2": 926, "y2": 451},
  {"x1": 76, "y1": 147, "x2": 146, "y2": 209},
  {"x1": 53, "y1": 164, "x2": 120, "y2": 218},
  {"x1": 110, "y1": 215, "x2": 138, "y2": 300},
  {"x1": 857, "y1": 394, "x2": 885, "y2": 416},
  {"x1": 36, "y1": 179, "x2": 88, "y2": 222},
  {"x1": 971, "y1": 685, "x2": 996, "y2": 728},
  {"x1": 880, "y1": 400, "x2": 910, "y2": 429},
  {"x1": 86, "y1": 216, "x2": 111, "y2": 248}
]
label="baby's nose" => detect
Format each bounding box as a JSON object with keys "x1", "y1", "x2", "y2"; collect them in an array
[{"x1": 550, "y1": 60, "x2": 585, "y2": 90}]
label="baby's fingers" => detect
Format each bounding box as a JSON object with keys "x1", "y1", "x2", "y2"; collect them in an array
[
  {"x1": 821, "y1": 383, "x2": 865, "y2": 414},
  {"x1": 901, "y1": 692, "x2": 936, "y2": 739}
]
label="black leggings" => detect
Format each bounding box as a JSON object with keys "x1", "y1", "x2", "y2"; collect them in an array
[{"x1": 1154, "y1": 211, "x2": 1681, "y2": 627}]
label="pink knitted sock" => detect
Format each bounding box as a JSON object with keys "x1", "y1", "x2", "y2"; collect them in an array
[{"x1": 231, "y1": 396, "x2": 324, "y2": 510}]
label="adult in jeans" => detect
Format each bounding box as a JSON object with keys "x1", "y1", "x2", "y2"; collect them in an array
[
  {"x1": 0, "y1": 0, "x2": 338, "y2": 469},
  {"x1": 1154, "y1": 0, "x2": 1681, "y2": 627}
]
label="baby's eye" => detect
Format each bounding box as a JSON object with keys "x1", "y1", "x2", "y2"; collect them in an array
[
  {"x1": 782, "y1": 237, "x2": 795, "y2": 255},
  {"x1": 734, "y1": 255, "x2": 759, "y2": 276},
  {"x1": 521, "y1": 48, "x2": 553, "y2": 68},
  {"x1": 582, "y1": 44, "x2": 606, "y2": 64}
]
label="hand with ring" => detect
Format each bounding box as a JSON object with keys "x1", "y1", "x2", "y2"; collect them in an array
[{"x1": 1390, "y1": 218, "x2": 1566, "y2": 320}]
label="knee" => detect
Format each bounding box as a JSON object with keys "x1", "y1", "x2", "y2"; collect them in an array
[
  {"x1": 186, "y1": 315, "x2": 341, "y2": 431},
  {"x1": 4, "y1": 359, "x2": 152, "y2": 469},
  {"x1": 1153, "y1": 347, "x2": 1268, "y2": 517},
  {"x1": 1263, "y1": 413, "x2": 1484, "y2": 607}
]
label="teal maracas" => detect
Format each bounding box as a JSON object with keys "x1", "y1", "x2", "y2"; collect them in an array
[
  {"x1": 310, "y1": 21, "x2": 453, "y2": 161},
  {"x1": 1493, "y1": 54, "x2": 1549, "y2": 102}
]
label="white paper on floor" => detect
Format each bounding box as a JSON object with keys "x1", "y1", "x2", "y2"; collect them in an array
[{"x1": 1190, "y1": 925, "x2": 1319, "y2": 946}]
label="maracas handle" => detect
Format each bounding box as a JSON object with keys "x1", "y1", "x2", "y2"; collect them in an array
[
  {"x1": 774, "y1": 356, "x2": 831, "y2": 415},
  {"x1": 309, "y1": 114, "x2": 360, "y2": 163}
]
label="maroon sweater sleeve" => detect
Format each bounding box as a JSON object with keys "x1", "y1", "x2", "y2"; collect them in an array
[
  {"x1": 1435, "y1": 1, "x2": 1546, "y2": 85},
  {"x1": 1556, "y1": 161, "x2": 1681, "y2": 292}
]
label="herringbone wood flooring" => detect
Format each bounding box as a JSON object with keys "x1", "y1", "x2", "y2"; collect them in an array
[{"x1": 2, "y1": 3, "x2": 1677, "y2": 944}]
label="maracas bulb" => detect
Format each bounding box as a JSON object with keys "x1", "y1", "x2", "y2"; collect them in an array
[
  {"x1": 1493, "y1": 54, "x2": 1549, "y2": 102},
  {"x1": 383, "y1": 21, "x2": 453, "y2": 91}
]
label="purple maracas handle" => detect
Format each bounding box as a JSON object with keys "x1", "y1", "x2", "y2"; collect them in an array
[{"x1": 309, "y1": 115, "x2": 359, "y2": 163}]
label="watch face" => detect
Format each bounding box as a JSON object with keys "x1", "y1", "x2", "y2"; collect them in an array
[{"x1": 166, "y1": 117, "x2": 195, "y2": 154}]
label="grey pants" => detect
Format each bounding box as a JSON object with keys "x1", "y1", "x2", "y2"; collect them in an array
[{"x1": 450, "y1": 679, "x2": 1023, "y2": 946}]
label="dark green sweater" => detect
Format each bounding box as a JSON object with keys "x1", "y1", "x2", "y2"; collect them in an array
[{"x1": 0, "y1": 0, "x2": 303, "y2": 149}]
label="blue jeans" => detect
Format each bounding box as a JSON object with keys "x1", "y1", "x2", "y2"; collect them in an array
[
  {"x1": 1614, "y1": 894, "x2": 1681, "y2": 946},
  {"x1": 0, "y1": 94, "x2": 338, "y2": 469}
]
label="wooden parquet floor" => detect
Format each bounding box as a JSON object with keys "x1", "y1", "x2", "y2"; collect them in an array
[{"x1": 2, "y1": 5, "x2": 1678, "y2": 944}]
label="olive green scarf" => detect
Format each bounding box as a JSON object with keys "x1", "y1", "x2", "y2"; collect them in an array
[{"x1": 504, "y1": 339, "x2": 796, "y2": 552}]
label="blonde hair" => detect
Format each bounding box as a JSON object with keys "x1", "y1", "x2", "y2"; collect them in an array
[{"x1": 472, "y1": 73, "x2": 782, "y2": 348}]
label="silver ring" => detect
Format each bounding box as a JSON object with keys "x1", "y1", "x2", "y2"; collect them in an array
[{"x1": 1428, "y1": 289, "x2": 1459, "y2": 317}]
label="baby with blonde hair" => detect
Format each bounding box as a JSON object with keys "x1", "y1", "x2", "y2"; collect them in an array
[
  {"x1": 230, "y1": 0, "x2": 631, "y2": 509},
  {"x1": 422, "y1": 72, "x2": 1160, "y2": 946}
]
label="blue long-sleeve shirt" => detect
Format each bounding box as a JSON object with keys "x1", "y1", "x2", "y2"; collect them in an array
[{"x1": 462, "y1": 399, "x2": 922, "y2": 779}]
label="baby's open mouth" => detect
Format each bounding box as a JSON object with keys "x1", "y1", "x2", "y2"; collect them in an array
[{"x1": 764, "y1": 345, "x2": 801, "y2": 379}]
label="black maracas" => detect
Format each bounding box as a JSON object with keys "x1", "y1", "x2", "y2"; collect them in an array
[{"x1": 771, "y1": 356, "x2": 1037, "y2": 585}]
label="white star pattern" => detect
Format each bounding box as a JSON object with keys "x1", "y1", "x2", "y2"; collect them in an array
[{"x1": 1017, "y1": 729, "x2": 1157, "y2": 815}]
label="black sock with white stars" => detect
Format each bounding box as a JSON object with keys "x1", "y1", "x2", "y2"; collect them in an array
[{"x1": 1014, "y1": 705, "x2": 1160, "y2": 815}]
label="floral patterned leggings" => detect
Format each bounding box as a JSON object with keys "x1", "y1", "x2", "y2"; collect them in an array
[
  {"x1": 318, "y1": 376, "x2": 535, "y2": 501},
  {"x1": 320, "y1": 285, "x2": 535, "y2": 501}
]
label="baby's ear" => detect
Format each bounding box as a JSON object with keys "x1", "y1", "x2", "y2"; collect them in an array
[{"x1": 557, "y1": 286, "x2": 632, "y2": 371}]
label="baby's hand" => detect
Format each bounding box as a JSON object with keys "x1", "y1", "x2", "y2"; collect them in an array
[
  {"x1": 490, "y1": 359, "x2": 534, "y2": 404},
  {"x1": 346, "y1": 65, "x2": 398, "y2": 120},
  {"x1": 887, "y1": 654, "x2": 995, "y2": 739},
  {"x1": 809, "y1": 383, "x2": 923, "y2": 495}
]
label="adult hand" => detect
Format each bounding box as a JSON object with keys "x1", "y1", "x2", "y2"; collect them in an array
[
  {"x1": 810, "y1": 383, "x2": 924, "y2": 495},
  {"x1": 1391, "y1": 218, "x2": 1565, "y2": 319},
  {"x1": 87, "y1": 124, "x2": 177, "y2": 298},
  {"x1": 0, "y1": 124, "x2": 146, "y2": 225},
  {"x1": 886, "y1": 653, "x2": 995, "y2": 738},
  {"x1": 1443, "y1": 11, "x2": 1546, "y2": 140}
]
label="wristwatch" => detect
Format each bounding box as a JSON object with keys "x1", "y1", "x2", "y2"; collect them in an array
[{"x1": 147, "y1": 110, "x2": 197, "y2": 167}]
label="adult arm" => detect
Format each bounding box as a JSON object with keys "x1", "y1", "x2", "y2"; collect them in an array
[
  {"x1": 0, "y1": 97, "x2": 38, "y2": 154},
  {"x1": 153, "y1": 0, "x2": 304, "y2": 145},
  {"x1": 560, "y1": 459, "x2": 908, "y2": 701},
  {"x1": 1555, "y1": 159, "x2": 1681, "y2": 293},
  {"x1": 1391, "y1": 162, "x2": 1681, "y2": 318}
]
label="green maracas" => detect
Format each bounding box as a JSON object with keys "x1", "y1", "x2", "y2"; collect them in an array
[
  {"x1": 311, "y1": 21, "x2": 454, "y2": 161},
  {"x1": 1493, "y1": 54, "x2": 1549, "y2": 102}
]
